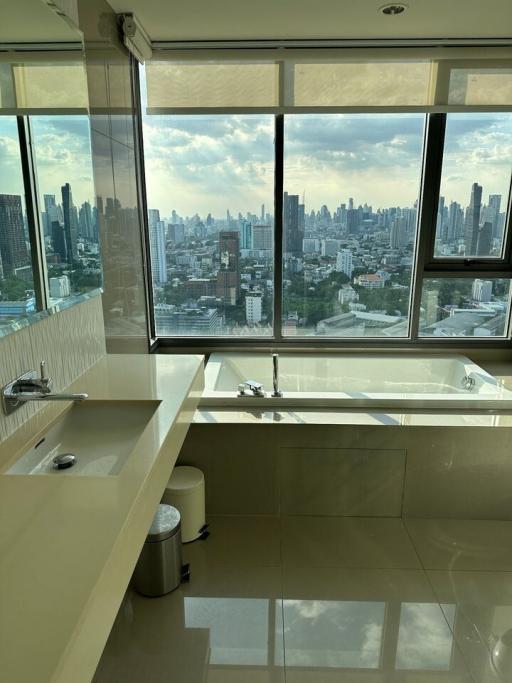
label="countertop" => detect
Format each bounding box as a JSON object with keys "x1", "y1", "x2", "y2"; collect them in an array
[{"x1": 0, "y1": 354, "x2": 204, "y2": 683}]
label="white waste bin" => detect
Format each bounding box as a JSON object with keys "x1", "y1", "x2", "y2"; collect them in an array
[{"x1": 163, "y1": 466, "x2": 206, "y2": 542}]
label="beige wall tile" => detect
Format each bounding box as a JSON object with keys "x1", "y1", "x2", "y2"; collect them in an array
[{"x1": 0, "y1": 295, "x2": 106, "y2": 444}]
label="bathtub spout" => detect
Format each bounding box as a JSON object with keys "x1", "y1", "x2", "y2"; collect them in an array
[{"x1": 271, "y1": 353, "x2": 283, "y2": 398}]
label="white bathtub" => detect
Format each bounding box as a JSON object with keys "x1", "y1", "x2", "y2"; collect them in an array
[{"x1": 201, "y1": 353, "x2": 512, "y2": 410}]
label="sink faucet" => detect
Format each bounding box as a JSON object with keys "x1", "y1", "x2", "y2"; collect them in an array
[
  {"x1": 2, "y1": 361, "x2": 88, "y2": 416},
  {"x1": 271, "y1": 353, "x2": 282, "y2": 398}
]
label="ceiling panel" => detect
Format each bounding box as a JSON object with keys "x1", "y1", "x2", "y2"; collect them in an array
[{"x1": 107, "y1": 0, "x2": 512, "y2": 41}]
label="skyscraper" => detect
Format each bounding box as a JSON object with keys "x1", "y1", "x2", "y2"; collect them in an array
[
  {"x1": 217, "y1": 231, "x2": 240, "y2": 304},
  {"x1": 61, "y1": 183, "x2": 78, "y2": 261},
  {"x1": 464, "y1": 183, "x2": 482, "y2": 256},
  {"x1": 0, "y1": 194, "x2": 28, "y2": 276},
  {"x1": 253, "y1": 225, "x2": 272, "y2": 251},
  {"x1": 336, "y1": 249, "x2": 353, "y2": 278},
  {"x1": 149, "y1": 220, "x2": 167, "y2": 285},
  {"x1": 476, "y1": 221, "x2": 493, "y2": 256},
  {"x1": 283, "y1": 192, "x2": 303, "y2": 256},
  {"x1": 240, "y1": 221, "x2": 253, "y2": 250}
]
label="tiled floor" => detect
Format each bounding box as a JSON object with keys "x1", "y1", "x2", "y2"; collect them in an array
[{"x1": 93, "y1": 516, "x2": 512, "y2": 683}]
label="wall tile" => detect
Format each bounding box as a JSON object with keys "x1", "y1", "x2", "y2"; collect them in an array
[{"x1": 0, "y1": 296, "x2": 106, "y2": 444}]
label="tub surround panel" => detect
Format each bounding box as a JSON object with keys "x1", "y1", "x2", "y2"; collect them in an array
[
  {"x1": 0, "y1": 295, "x2": 105, "y2": 444},
  {"x1": 0, "y1": 354, "x2": 204, "y2": 683},
  {"x1": 180, "y1": 422, "x2": 512, "y2": 519},
  {"x1": 280, "y1": 447, "x2": 406, "y2": 517}
]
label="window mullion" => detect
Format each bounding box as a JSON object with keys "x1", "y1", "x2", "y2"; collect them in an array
[
  {"x1": 273, "y1": 114, "x2": 284, "y2": 341},
  {"x1": 17, "y1": 116, "x2": 48, "y2": 312},
  {"x1": 409, "y1": 113, "x2": 446, "y2": 340}
]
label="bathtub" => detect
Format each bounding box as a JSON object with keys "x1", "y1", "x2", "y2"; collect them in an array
[{"x1": 201, "y1": 353, "x2": 512, "y2": 410}]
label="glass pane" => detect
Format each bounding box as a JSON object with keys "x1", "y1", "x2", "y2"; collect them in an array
[
  {"x1": 282, "y1": 599, "x2": 385, "y2": 668},
  {"x1": 419, "y1": 278, "x2": 512, "y2": 337},
  {"x1": 282, "y1": 114, "x2": 425, "y2": 338},
  {"x1": 141, "y1": 65, "x2": 275, "y2": 337},
  {"x1": 30, "y1": 116, "x2": 102, "y2": 302},
  {"x1": 396, "y1": 603, "x2": 455, "y2": 670},
  {"x1": 0, "y1": 117, "x2": 35, "y2": 331},
  {"x1": 434, "y1": 113, "x2": 512, "y2": 259}
]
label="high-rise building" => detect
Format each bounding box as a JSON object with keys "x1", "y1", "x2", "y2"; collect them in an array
[
  {"x1": 168, "y1": 223, "x2": 185, "y2": 244},
  {"x1": 464, "y1": 183, "x2": 482, "y2": 256},
  {"x1": 252, "y1": 225, "x2": 272, "y2": 251},
  {"x1": 321, "y1": 239, "x2": 338, "y2": 257},
  {"x1": 43, "y1": 194, "x2": 58, "y2": 237},
  {"x1": 79, "y1": 201, "x2": 93, "y2": 240},
  {"x1": 150, "y1": 220, "x2": 167, "y2": 284},
  {"x1": 472, "y1": 279, "x2": 493, "y2": 303},
  {"x1": 217, "y1": 231, "x2": 240, "y2": 304},
  {"x1": 284, "y1": 193, "x2": 303, "y2": 255},
  {"x1": 240, "y1": 221, "x2": 253, "y2": 250},
  {"x1": 476, "y1": 221, "x2": 493, "y2": 256},
  {"x1": 61, "y1": 183, "x2": 78, "y2": 261},
  {"x1": 51, "y1": 221, "x2": 67, "y2": 262},
  {"x1": 488, "y1": 194, "x2": 502, "y2": 240},
  {"x1": 245, "y1": 292, "x2": 262, "y2": 324},
  {"x1": 0, "y1": 194, "x2": 29, "y2": 276},
  {"x1": 390, "y1": 216, "x2": 408, "y2": 249},
  {"x1": 336, "y1": 249, "x2": 353, "y2": 278}
]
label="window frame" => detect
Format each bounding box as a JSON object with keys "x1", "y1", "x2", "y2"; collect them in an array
[{"x1": 134, "y1": 70, "x2": 512, "y2": 348}]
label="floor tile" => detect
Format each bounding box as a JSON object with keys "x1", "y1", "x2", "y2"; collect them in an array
[
  {"x1": 428, "y1": 570, "x2": 512, "y2": 681},
  {"x1": 405, "y1": 519, "x2": 512, "y2": 570},
  {"x1": 281, "y1": 516, "x2": 421, "y2": 569},
  {"x1": 183, "y1": 515, "x2": 282, "y2": 568},
  {"x1": 281, "y1": 566, "x2": 474, "y2": 682},
  {"x1": 93, "y1": 565, "x2": 284, "y2": 683}
]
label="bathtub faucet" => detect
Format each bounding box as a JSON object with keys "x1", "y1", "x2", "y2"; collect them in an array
[
  {"x1": 271, "y1": 353, "x2": 282, "y2": 398},
  {"x1": 238, "y1": 380, "x2": 265, "y2": 397}
]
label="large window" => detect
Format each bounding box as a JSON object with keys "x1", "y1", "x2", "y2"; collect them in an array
[
  {"x1": 282, "y1": 114, "x2": 425, "y2": 338},
  {"x1": 141, "y1": 110, "x2": 275, "y2": 337},
  {"x1": 139, "y1": 53, "x2": 512, "y2": 344}
]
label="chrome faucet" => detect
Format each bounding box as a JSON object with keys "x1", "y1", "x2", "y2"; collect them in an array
[
  {"x1": 271, "y1": 353, "x2": 282, "y2": 397},
  {"x1": 2, "y1": 361, "x2": 88, "y2": 416},
  {"x1": 237, "y1": 380, "x2": 265, "y2": 397}
]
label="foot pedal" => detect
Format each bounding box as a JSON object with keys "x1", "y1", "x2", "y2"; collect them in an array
[
  {"x1": 181, "y1": 563, "x2": 191, "y2": 583},
  {"x1": 199, "y1": 523, "x2": 210, "y2": 540}
]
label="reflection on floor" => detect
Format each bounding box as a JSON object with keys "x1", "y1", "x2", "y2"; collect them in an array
[{"x1": 93, "y1": 516, "x2": 512, "y2": 683}]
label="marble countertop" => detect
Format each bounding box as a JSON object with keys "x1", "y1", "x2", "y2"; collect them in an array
[{"x1": 0, "y1": 354, "x2": 204, "y2": 683}]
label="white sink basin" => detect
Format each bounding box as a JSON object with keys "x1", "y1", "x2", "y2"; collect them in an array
[{"x1": 5, "y1": 400, "x2": 159, "y2": 477}]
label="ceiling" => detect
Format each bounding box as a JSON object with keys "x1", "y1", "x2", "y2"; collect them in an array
[
  {"x1": 107, "y1": 0, "x2": 512, "y2": 42},
  {"x1": 1, "y1": 0, "x2": 80, "y2": 43}
]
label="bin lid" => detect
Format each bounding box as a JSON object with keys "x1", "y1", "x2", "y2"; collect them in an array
[
  {"x1": 147, "y1": 504, "x2": 181, "y2": 542},
  {"x1": 168, "y1": 466, "x2": 204, "y2": 493}
]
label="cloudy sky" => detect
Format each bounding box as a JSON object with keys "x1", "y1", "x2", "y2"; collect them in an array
[
  {"x1": 1, "y1": 110, "x2": 510, "y2": 219},
  {"x1": 0, "y1": 115, "x2": 94, "y2": 209},
  {"x1": 141, "y1": 110, "x2": 512, "y2": 219}
]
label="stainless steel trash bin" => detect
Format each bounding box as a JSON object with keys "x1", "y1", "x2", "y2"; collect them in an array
[{"x1": 133, "y1": 504, "x2": 183, "y2": 597}]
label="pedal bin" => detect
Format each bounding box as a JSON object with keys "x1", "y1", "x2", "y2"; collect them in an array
[
  {"x1": 133, "y1": 504, "x2": 183, "y2": 597},
  {"x1": 163, "y1": 466, "x2": 206, "y2": 542}
]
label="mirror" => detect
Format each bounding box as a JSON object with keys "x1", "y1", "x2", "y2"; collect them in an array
[{"x1": 0, "y1": 0, "x2": 101, "y2": 338}]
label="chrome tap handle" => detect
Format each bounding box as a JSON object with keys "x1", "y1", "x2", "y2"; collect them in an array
[
  {"x1": 40, "y1": 360, "x2": 48, "y2": 382},
  {"x1": 271, "y1": 353, "x2": 282, "y2": 397}
]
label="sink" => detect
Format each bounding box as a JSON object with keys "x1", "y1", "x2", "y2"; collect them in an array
[{"x1": 4, "y1": 400, "x2": 160, "y2": 477}]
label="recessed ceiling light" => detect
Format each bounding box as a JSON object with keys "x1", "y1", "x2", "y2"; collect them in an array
[{"x1": 380, "y1": 3, "x2": 408, "y2": 15}]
